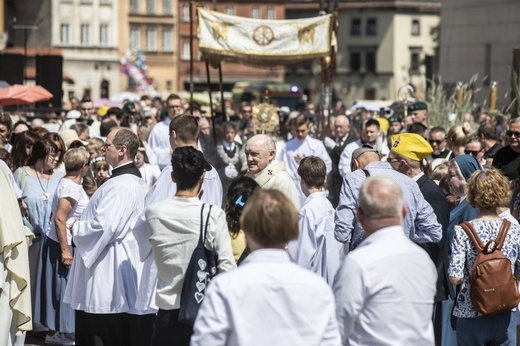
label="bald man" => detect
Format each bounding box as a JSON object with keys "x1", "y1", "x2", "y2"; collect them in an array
[
  {"x1": 325, "y1": 115, "x2": 357, "y2": 207},
  {"x1": 245, "y1": 134, "x2": 299, "y2": 209},
  {"x1": 335, "y1": 146, "x2": 442, "y2": 252}
]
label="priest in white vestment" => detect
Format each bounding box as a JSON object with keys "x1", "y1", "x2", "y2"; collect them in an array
[
  {"x1": 244, "y1": 134, "x2": 299, "y2": 210},
  {"x1": 64, "y1": 128, "x2": 155, "y2": 346},
  {"x1": 277, "y1": 114, "x2": 332, "y2": 206},
  {"x1": 0, "y1": 161, "x2": 32, "y2": 346}
]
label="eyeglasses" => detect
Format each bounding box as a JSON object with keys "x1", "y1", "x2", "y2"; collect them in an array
[
  {"x1": 47, "y1": 153, "x2": 59, "y2": 159},
  {"x1": 103, "y1": 142, "x2": 114, "y2": 149},
  {"x1": 428, "y1": 139, "x2": 445, "y2": 145},
  {"x1": 506, "y1": 130, "x2": 520, "y2": 138},
  {"x1": 386, "y1": 157, "x2": 399, "y2": 163},
  {"x1": 464, "y1": 150, "x2": 481, "y2": 156}
]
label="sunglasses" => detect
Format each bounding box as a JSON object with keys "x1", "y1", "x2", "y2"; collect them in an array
[
  {"x1": 464, "y1": 150, "x2": 481, "y2": 156},
  {"x1": 386, "y1": 157, "x2": 399, "y2": 163},
  {"x1": 428, "y1": 139, "x2": 444, "y2": 145},
  {"x1": 506, "y1": 130, "x2": 520, "y2": 138}
]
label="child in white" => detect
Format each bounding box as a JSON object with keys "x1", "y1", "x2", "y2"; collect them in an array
[{"x1": 287, "y1": 156, "x2": 342, "y2": 286}]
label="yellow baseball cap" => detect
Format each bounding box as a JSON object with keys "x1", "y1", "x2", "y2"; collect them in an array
[{"x1": 390, "y1": 133, "x2": 433, "y2": 161}]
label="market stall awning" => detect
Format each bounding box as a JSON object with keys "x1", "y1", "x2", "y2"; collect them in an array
[{"x1": 0, "y1": 84, "x2": 53, "y2": 106}]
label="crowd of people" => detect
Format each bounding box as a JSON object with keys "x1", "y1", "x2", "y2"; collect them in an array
[{"x1": 1, "y1": 92, "x2": 520, "y2": 346}]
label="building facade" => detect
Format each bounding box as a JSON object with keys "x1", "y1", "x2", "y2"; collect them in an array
[
  {"x1": 120, "y1": 0, "x2": 176, "y2": 96},
  {"x1": 177, "y1": 0, "x2": 286, "y2": 94},
  {"x1": 439, "y1": 0, "x2": 520, "y2": 110},
  {"x1": 54, "y1": 0, "x2": 121, "y2": 102},
  {"x1": 286, "y1": 0, "x2": 440, "y2": 106}
]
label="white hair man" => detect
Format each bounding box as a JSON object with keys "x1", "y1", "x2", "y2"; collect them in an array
[
  {"x1": 245, "y1": 134, "x2": 299, "y2": 209},
  {"x1": 334, "y1": 176, "x2": 437, "y2": 345}
]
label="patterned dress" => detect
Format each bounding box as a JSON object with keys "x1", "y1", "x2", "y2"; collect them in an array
[{"x1": 448, "y1": 219, "x2": 520, "y2": 318}]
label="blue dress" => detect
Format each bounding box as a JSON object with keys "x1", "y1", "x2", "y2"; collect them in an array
[
  {"x1": 15, "y1": 167, "x2": 64, "y2": 236},
  {"x1": 437, "y1": 197, "x2": 479, "y2": 345}
]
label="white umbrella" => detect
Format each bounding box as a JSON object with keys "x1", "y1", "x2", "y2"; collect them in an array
[{"x1": 109, "y1": 92, "x2": 141, "y2": 103}]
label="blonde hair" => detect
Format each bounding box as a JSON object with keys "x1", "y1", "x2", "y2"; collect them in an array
[
  {"x1": 240, "y1": 189, "x2": 298, "y2": 247},
  {"x1": 430, "y1": 161, "x2": 449, "y2": 181},
  {"x1": 447, "y1": 123, "x2": 472, "y2": 148},
  {"x1": 87, "y1": 137, "x2": 104, "y2": 152},
  {"x1": 466, "y1": 167, "x2": 511, "y2": 209},
  {"x1": 63, "y1": 147, "x2": 89, "y2": 172}
]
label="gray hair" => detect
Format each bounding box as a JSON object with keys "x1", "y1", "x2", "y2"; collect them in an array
[
  {"x1": 509, "y1": 117, "x2": 520, "y2": 126},
  {"x1": 358, "y1": 176, "x2": 403, "y2": 219}
]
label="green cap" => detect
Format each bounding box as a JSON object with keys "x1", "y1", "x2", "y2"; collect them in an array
[
  {"x1": 408, "y1": 101, "x2": 428, "y2": 112},
  {"x1": 388, "y1": 113, "x2": 404, "y2": 123}
]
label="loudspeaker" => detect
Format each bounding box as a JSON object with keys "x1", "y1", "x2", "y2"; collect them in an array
[
  {"x1": 36, "y1": 54, "x2": 63, "y2": 108},
  {"x1": 0, "y1": 53, "x2": 24, "y2": 85}
]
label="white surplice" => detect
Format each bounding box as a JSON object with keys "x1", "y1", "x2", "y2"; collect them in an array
[
  {"x1": 131, "y1": 163, "x2": 223, "y2": 311},
  {"x1": 288, "y1": 191, "x2": 342, "y2": 286},
  {"x1": 277, "y1": 136, "x2": 332, "y2": 206},
  {"x1": 64, "y1": 173, "x2": 154, "y2": 315}
]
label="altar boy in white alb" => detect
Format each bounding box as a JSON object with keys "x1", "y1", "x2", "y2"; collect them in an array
[
  {"x1": 64, "y1": 128, "x2": 155, "y2": 346},
  {"x1": 277, "y1": 114, "x2": 331, "y2": 206},
  {"x1": 288, "y1": 156, "x2": 342, "y2": 286}
]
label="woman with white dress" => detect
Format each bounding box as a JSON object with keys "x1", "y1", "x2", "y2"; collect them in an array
[
  {"x1": 36, "y1": 148, "x2": 90, "y2": 345},
  {"x1": 135, "y1": 142, "x2": 160, "y2": 187}
]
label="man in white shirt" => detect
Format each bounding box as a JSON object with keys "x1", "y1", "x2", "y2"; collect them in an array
[
  {"x1": 148, "y1": 94, "x2": 184, "y2": 170},
  {"x1": 131, "y1": 115, "x2": 222, "y2": 311},
  {"x1": 146, "y1": 146, "x2": 235, "y2": 345},
  {"x1": 192, "y1": 189, "x2": 341, "y2": 345},
  {"x1": 61, "y1": 97, "x2": 101, "y2": 138},
  {"x1": 334, "y1": 176, "x2": 437, "y2": 346},
  {"x1": 64, "y1": 128, "x2": 155, "y2": 346},
  {"x1": 278, "y1": 114, "x2": 332, "y2": 206}
]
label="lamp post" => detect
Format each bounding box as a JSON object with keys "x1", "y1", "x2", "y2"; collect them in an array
[{"x1": 12, "y1": 24, "x2": 38, "y2": 84}]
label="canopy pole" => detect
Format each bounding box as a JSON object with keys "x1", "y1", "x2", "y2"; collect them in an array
[
  {"x1": 218, "y1": 62, "x2": 228, "y2": 121},
  {"x1": 189, "y1": 0, "x2": 195, "y2": 111},
  {"x1": 206, "y1": 60, "x2": 217, "y2": 144}
]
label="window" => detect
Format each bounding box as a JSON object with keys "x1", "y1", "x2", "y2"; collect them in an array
[
  {"x1": 366, "y1": 50, "x2": 376, "y2": 72},
  {"x1": 100, "y1": 0, "x2": 111, "y2": 4},
  {"x1": 100, "y1": 24, "x2": 109, "y2": 46},
  {"x1": 81, "y1": 24, "x2": 90, "y2": 46},
  {"x1": 350, "y1": 51, "x2": 361, "y2": 71},
  {"x1": 162, "y1": 28, "x2": 172, "y2": 52},
  {"x1": 100, "y1": 79, "x2": 109, "y2": 99},
  {"x1": 166, "y1": 80, "x2": 172, "y2": 91},
  {"x1": 267, "y1": 7, "x2": 275, "y2": 20},
  {"x1": 410, "y1": 48, "x2": 421, "y2": 72},
  {"x1": 130, "y1": 26, "x2": 141, "y2": 50},
  {"x1": 411, "y1": 19, "x2": 420, "y2": 36},
  {"x1": 366, "y1": 18, "x2": 377, "y2": 36},
  {"x1": 163, "y1": 0, "x2": 171, "y2": 15},
  {"x1": 225, "y1": 6, "x2": 235, "y2": 15},
  {"x1": 252, "y1": 7, "x2": 260, "y2": 19},
  {"x1": 351, "y1": 18, "x2": 361, "y2": 36},
  {"x1": 146, "y1": 0, "x2": 155, "y2": 14},
  {"x1": 146, "y1": 27, "x2": 157, "y2": 51},
  {"x1": 130, "y1": 0, "x2": 138, "y2": 13},
  {"x1": 182, "y1": 4, "x2": 190, "y2": 22},
  {"x1": 60, "y1": 24, "x2": 70, "y2": 45},
  {"x1": 182, "y1": 41, "x2": 190, "y2": 60}
]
